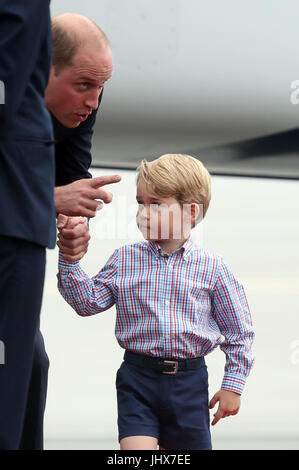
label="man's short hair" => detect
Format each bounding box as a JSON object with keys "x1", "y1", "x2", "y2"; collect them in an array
[
  {"x1": 137, "y1": 154, "x2": 211, "y2": 220},
  {"x1": 51, "y1": 22, "x2": 78, "y2": 74},
  {"x1": 51, "y1": 15, "x2": 109, "y2": 75}
]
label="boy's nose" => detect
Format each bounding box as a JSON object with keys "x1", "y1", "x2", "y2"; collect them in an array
[{"x1": 138, "y1": 205, "x2": 147, "y2": 218}]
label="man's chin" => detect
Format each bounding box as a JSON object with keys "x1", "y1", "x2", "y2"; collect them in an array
[
  {"x1": 71, "y1": 121, "x2": 81, "y2": 128},
  {"x1": 64, "y1": 119, "x2": 81, "y2": 128},
  {"x1": 55, "y1": 114, "x2": 82, "y2": 128}
]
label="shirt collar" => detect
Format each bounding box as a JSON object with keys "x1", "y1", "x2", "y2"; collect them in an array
[{"x1": 147, "y1": 235, "x2": 195, "y2": 260}]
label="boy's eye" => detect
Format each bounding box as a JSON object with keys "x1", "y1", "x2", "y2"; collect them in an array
[
  {"x1": 149, "y1": 203, "x2": 161, "y2": 212},
  {"x1": 136, "y1": 202, "x2": 161, "y2": 209}
]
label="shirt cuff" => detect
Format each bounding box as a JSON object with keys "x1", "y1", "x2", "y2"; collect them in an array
[
  {"x1": 221, "y1": 373, "x2": 247, "y2": 395},
  {"x1": 58, "y1": 251, "x2": 80, "y2": 271}
]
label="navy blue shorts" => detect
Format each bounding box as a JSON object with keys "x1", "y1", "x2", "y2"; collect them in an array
[{"x1": 116, "y1": 351, "x2": 212, "y2": 450}]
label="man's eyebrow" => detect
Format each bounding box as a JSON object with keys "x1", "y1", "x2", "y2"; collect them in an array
[{"x1": 76, "y1": 76, "x2": 99, "y2": 82}]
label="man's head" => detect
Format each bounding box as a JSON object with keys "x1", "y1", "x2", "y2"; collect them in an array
[
  {"x1": 45, "y1": 13, "x2": 113, "y2": 128},
  {"x1": 136, "y1": 154, "x2": 211, "y2": 241}
]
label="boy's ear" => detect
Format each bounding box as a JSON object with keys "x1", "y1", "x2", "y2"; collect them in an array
[
  {"x1": 184, "y1": 202, "x2": 199, "y2": 228},
  {"x1": 183, "y1": 203, "x2": 201, "y2": 228},
  {"x1": 186, "y1": 202, "x2": 200, "y2": 218},
  {"x1": 191, "y1": 203, "x2": 200, "y2": 222}
]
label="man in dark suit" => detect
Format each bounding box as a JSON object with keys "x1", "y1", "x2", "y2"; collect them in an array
[
  {"x1": 47, "y1": 13, "x2": 119, "y2": 220},
  {"x1": 18, "y1": 13, "x2": 121, "y2": 449},
  {"x1": 0, "y1": 0, "x2": 56, "y2": 450}
]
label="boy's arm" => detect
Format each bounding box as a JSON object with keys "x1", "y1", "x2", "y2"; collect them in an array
[
  {"x1": 57, "y1": 249, "x2": 118, "y2": 316},
  {"x1": 211, "y1": 259, "x2": 255, "y2": 395}
]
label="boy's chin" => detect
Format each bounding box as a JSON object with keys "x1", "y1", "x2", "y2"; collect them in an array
[
  {"x1": 143, "y1": 233, "x2": 190, "y2": 242},
  {"x1": 139, "y1": 231, "x2": 161, "y2": 242},
  {"x1": 143, "y1": 233, "x2": 160, "y2": 241},
  {"x1": 138, "y1": 226, "x2": 158, "y2": 240}
]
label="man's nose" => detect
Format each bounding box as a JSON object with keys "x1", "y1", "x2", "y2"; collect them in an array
[{"x1": 85, "y1": 89, "x2": 101, "y2": 110}]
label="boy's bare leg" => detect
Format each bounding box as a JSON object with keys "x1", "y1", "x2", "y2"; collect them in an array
[{"x1": 120, "y1": 436, "x2": 158, "y2": 450}]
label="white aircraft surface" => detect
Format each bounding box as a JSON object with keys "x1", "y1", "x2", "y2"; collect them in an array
[{"x1": 43, "y1": 0, "x2": 299, "y2": 450}]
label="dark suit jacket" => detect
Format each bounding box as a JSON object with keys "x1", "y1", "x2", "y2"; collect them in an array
[{"x1": 0, "y1": 0, "x2": 56, "y2": 249}]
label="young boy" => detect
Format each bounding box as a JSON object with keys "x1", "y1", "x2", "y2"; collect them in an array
[{"x1": 57, "y1": 154, "x2": 255, "y2": 450}]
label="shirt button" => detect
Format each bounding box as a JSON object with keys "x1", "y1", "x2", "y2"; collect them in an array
[
  {"x1": 165, "y1": 334, "x2": 170, "y2": 339},
  {"x1": 165, "y1": 300, "x2": 170, "y2": 305}
]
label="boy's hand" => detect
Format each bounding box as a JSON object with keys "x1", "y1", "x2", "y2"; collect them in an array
[
  {"x1": 209, "y1": 389, "x2": 241, "y2": 426},
  {"x1": 57, "y1": 214, "x2": 90, "y2": 262}
]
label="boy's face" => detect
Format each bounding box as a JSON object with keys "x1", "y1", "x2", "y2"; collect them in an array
[{"x1": 136, "y1": 179, "x2": 191, "y2": 241}]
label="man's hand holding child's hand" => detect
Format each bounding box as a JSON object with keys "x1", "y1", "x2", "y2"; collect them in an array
[
  {"x1": 57, "y1": 214, "x2": 90, "y2": 262},
  {"x1": 209, "y1": 389, "x2": 240, "y2": 425}
]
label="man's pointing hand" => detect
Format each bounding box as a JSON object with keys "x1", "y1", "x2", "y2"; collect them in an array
[{"x1": 54, "y1": 174, "x2": 121, "y2": 218}]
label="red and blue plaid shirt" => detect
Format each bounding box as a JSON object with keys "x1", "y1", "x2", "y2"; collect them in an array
[{"x1": 58, "y1": 237, "x2": 254, "y2": 394}]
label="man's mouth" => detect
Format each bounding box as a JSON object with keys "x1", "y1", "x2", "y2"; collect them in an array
[{"x1": 75, "y1": 113, "x2": 89, "y2": 122}]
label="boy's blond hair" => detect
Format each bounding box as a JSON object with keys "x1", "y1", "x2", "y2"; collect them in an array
[{"x1": 137, "y1": 154, "x2": 211, "y2": 220}]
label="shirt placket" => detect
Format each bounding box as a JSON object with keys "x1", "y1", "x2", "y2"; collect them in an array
[{"x1": 160, "y1": 254, "x2": 173, "y2": 357}]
